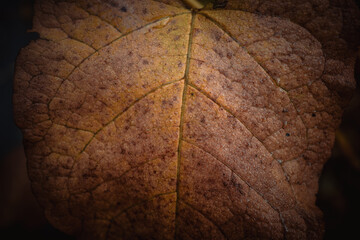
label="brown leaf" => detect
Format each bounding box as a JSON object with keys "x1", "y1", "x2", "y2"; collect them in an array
[{"x1": 13, "y1": 0, "x2": 360, "y2": 239}]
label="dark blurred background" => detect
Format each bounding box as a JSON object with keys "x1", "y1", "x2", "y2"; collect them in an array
[{"x1": 0, "y1": 0, "x2": 359, "y2": 239}]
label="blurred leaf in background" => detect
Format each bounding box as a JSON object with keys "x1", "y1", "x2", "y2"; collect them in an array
[{"x1": 317, "y1": 53, "x2": 360, "y2": 240}]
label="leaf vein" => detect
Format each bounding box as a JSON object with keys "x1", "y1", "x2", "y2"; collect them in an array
[
  {"x1": 181, "y1": 200, "x2": 228, "y2": 240},
  {"x1": 174, "y1": 11, "x2": 196, "y2": 240},
  {"x1": 198, "y1": 13, "x2": 309, "y2": 212},
  {"x1": 48, "y1": 12, "x2": 189, "y2": 113},
  {"x1": 104, "y1": 191, "x2": 177, "y2": 240},
  {"x1": 182, "y1": 139, "x2": 286, "y2": 237}
]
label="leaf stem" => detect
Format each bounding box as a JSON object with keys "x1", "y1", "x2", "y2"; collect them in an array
[{"x1": 182, "y1": 0, "x2": 208, "y2": 9}]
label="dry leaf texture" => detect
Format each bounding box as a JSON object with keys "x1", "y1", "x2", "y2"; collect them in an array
[{"x1": 13, "y1": 0, "x2": 360, "y2": 239}]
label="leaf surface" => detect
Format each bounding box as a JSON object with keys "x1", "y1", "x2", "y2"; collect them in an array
[{"x1": 13, "y1": 0, "x2": 360, "y2": 239}]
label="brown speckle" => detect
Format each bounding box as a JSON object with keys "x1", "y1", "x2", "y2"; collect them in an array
[
  {"x1": 121, "y1": 6, "x2": 127, "y2": 12},
  {"x1": 212, "y1": 30, "x2": 222, "y2": 41},
  {"x1": 193, "y1": 28, "x2": 201, "y2": 37}
]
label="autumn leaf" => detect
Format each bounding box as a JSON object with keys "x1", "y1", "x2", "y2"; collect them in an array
[{"x1": 13, "y1": 0, "x2": 360, "y2": 239}]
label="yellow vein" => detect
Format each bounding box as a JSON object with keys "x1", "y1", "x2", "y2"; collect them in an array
[
  {"x1": 74, "y1": 157, "x2": 161, "y2": 194},
  {"x1": 65, "y1": 78, "x2": 183, "y2": 215},
  {"x1": 48, "y1": 12, "x2": 189, "y2": 111},
  {"x1": 77, "y1": 4, "x2": 123, "y2": 34},
  {"x1": 174, "y1": 11, "x2": 196, "y2": 240},
  {"x1": 80, "y1": 78, "x2": 184, "y2": 154},
  {"x1": 182, "y1": 139, "x2": 287, "y2": 238},
  {"x1": 199, "y1": 12, "x2": 308, "y2": 142},
  {"x1": 64, "y1": 13, "x2": 190, "y2": 219},
  {"x1": 186, "y1": 84, "x2": 289, "y2": 235},
  {"x1": 198, "y1": 12, "x2": 306, "y2": 213}
]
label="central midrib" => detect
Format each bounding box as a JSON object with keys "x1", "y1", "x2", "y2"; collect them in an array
[{"x1": 174, "y1": 10, "x2": 196, "y2": 239}]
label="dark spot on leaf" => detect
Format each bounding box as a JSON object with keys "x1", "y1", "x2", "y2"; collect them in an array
[
  {"x1": 225, "y1": 83, "x2": 233, "y2": 90},
  {"x1": 206, "y1": 75, "x2": 214, "y2": 82},
  {"x1": 213, "y1": 48, "x2": 224, "y2": 58},
  {"x1": 82, "y1": 173, "x2": 93, "y2": 179},
  {"x1": 193, "y1": 28, "x2": 201, "y2": 37},
  {"x1": 142, "y1": 106, "x2": 150, "y2": 115},
  {"x1": 212, "y1": 30, "x2": 222, "y2": 41},
  {"x1": 219, "y1": 69, "x2": 229, "y2": 78},
  {"x1": 231, "y1": 177, "x2": 244, "y2": 195},
  {"x1": 223, "y1": 181, "x2": 228, "y2": 187},
  {"x1": 196, "y1": 59, "x2": 205, "y2": 66},
  {"x1": 162, "y1": 99, "x2": 174, "y2": 107}
]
